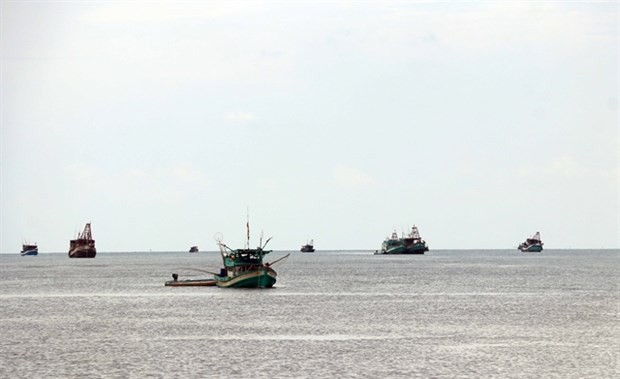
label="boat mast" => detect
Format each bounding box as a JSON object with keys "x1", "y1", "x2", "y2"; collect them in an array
[
  {"x1": 80, "y1": 223, "x2": 93, "y2": 240},
  {"x1": 245, "y1": 208, "x2": 250, "y2": 250}
]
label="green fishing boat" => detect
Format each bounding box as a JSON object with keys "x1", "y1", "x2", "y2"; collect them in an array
[
  {"x1": 375, "y1": 225, "x2": 429, "y2": 255},
  {"x1": 518, "y1": 232, "x2": 544, "y2": 252},
  {"x1": 214, "y1": 223, "x2": 289, "y2": 288}
]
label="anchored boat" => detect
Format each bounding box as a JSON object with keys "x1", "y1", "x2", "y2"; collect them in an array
[
  {"x1": 214, "y1": 222, "x2": 288, "y2": 288},
  {"x1": 69, "y1": 223, "x2": 96, "y2": 258},
  {"x1": 518, "y1": 232, "x2": 543, "y2": 252},
  {"x1": 375, "y1": 225, "x2": 429, "y2": 255},
  {"x1": 300, "y1": 239, "x2": 315, "y2": 253},
  {"x1": 21, "y1": 243, "x2": 38, "y2": 256},
  {"x1": 189, "y1": 246, "x2": 199, "y2": 253}
]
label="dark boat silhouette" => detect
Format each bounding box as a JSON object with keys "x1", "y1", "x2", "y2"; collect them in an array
[
  {"x1": 69, "y1": 223, "x2": 96, "y2": 258},
  {"x1": 300, "y1": 239, "x2": 315, "y2": 253}
]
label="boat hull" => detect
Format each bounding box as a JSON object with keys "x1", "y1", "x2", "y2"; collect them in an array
[
  {"x1": 68, "y1": 246, "x2": 96, "y2": 258},
  {"x1": 214, "y1": 267, "x2": 277, "y2": 288},
  {"x1": 519, "y1": 244, "x2": 543, "y2": 252},
  {"x1": 165, "y1": 279, "x2": 216, "y2": 287},
  {"x1": 300, "y1": 246, "x2": 315, "y2": 253},
  {"x1": 376, "y1": 244, "x2": 428, "y2": 255},
  {"x1": 20, "y1": 249, "x2": 38, "y2": 256}
]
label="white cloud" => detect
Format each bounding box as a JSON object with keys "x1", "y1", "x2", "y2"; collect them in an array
[
  {"x1": 517, "y1": 156, "x2": 618, "y2": 180},
  {"x1": 64, "y1": 163, "x2": 209, "y2": 205},
  {"x1": 332, "y1": 164, "x2": 376, "y2": 189},
  {"x1": 549, "y1": 156, "x2": 581, "y2": 177},
  {"x1": 224, "y1": 112, "x2": 257, "y2": 123},
  {"x1": 80, "y1": 2, "x2": 262, "y2": 24},
  {"x1": 327, "y1": 2, "x2": 612, "y2": 63}
]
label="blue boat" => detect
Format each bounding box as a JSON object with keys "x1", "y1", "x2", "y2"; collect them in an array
[{"x1": 21, "y1": 243, "x2": 38, "y2": 256}]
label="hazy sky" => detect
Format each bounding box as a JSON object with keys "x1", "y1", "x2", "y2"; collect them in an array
[{"x1": 1, "y1": 1, "x2": 618, "y2": 252}]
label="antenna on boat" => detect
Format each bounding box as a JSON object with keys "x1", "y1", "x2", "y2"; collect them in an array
[
  {"x1": 259, "y1": 230, "x2": 264, "y2": 250},
  {"x1": 246, "y1": 207, "x2": 250, "y2": 249},
  {"x1": 261, "y1": 236, "x2": 273, "y2": 250},
  {"x1": 214, "y1": 232, "x2": 229, "y2": 256}
]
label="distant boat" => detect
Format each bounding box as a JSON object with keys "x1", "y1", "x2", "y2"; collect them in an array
[
  {"x1": 68, "y1": 223, "x2": 96, "y2": 258},
  {"x1": 300, "y1": 239, "x2": 315, "y2": 253},
  {"x1": 21, "y1": 242, "x2": 38, "y2": 256},
  {"x1": 189, "y1": 246, "x2": 199, "y2": 253},
  {"x1": 165, "y1": 273, "x2": 215, "y2": 287},
  {"x1": 375, "y1": 225, "x2": 429, "y2": 255},
  {"x1": 214, "y1": 221, "x2": 289, "y2": 288},
  {"x1": 518, "y1": 232, "x2": 543, "y2": 252}
]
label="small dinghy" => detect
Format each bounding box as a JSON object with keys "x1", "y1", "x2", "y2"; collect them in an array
[{"x1": 165, "y1": 273, "x2": 216, "y2": 287}]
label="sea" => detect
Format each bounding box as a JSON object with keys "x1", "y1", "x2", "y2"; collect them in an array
[{"x1": 1, "y1": 249, "x2": 618, "y2": 379}]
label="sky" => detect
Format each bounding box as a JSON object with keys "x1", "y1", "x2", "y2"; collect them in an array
[{"x1": 1, "y1": 1, "x2": 618, "y2": 253}]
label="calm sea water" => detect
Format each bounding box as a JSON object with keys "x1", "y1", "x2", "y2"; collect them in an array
[{"x1": 1, "y1": 250, "x2": 618, "y2": 378}]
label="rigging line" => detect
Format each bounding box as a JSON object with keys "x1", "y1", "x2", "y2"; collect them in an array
[
  {"x1": 177, "y1": 267, "x2": 220, "y2": 275},
  {"x1": 267, "y1": 253, "x2": 290, "y2": 266}
]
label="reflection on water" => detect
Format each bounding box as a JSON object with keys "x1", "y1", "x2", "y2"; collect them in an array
[{"x1": 1, "y1": 250, "x2": 618, "y2": 378}]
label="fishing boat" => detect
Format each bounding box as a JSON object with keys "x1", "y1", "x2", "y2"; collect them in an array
[
  {"x1": 165, "y1": 273, "x2": 216, "y2": 287},
  {"x1": 214, "y1": 222, "x2": 288, "y2": 288},
  {"x1": 68, "y1": 223, "x2": 96, "y2": 258},
  {"x1": 300, "y1": 239, "x2": 315, "y2": 253},
  {"x1": 375, "y1": 225, "x2": 429, "y2": 255},
  {"x1": 189, "y1": 246, "x2": 199, "y2": 253},
  {"x1": 518, "y1": 232, "x2": 543, "y2": 252},
  {"x1": 20, "y1": 243, "x2": 38, "y2": 256}
]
